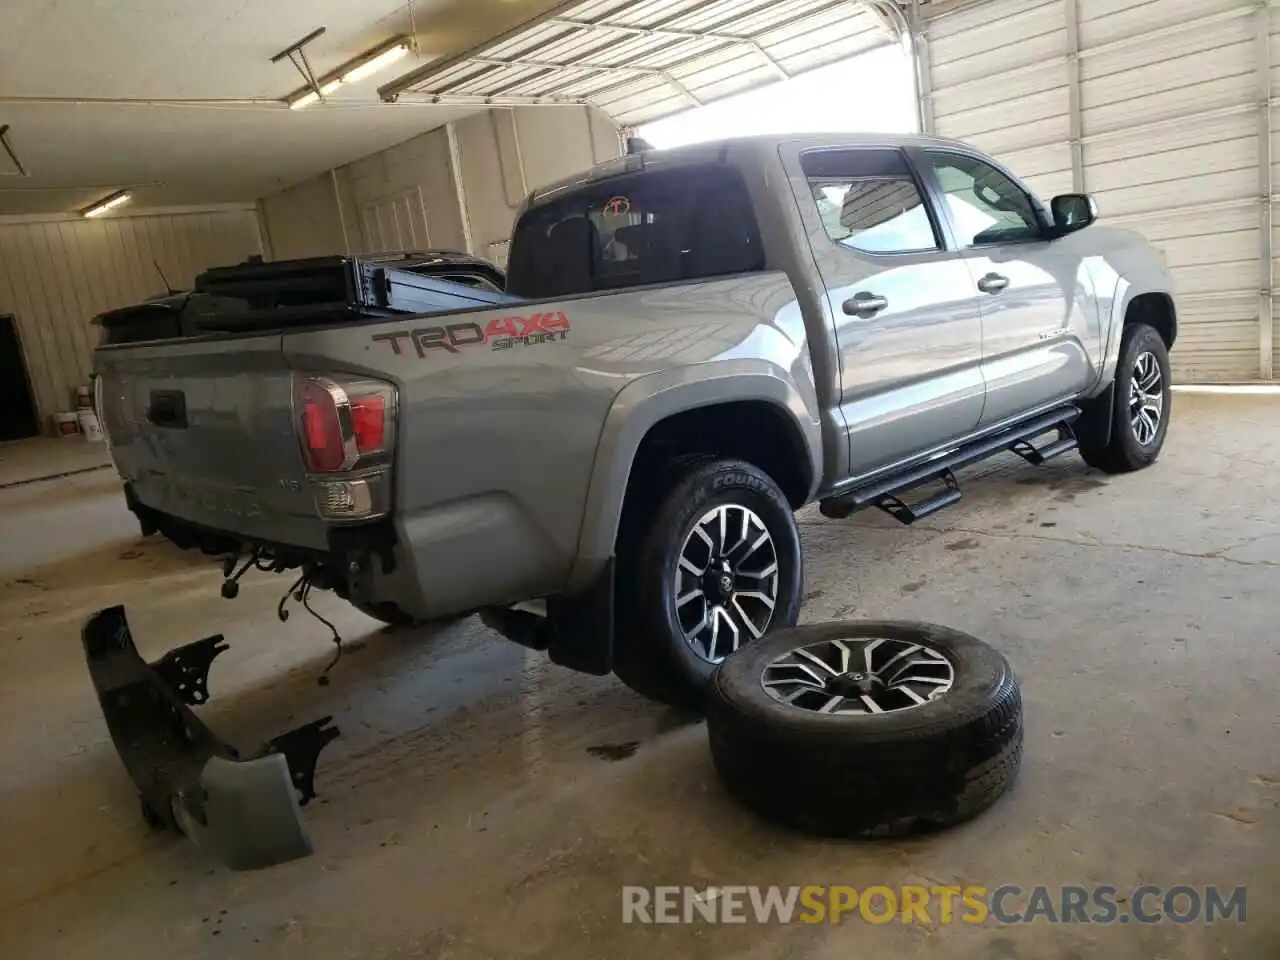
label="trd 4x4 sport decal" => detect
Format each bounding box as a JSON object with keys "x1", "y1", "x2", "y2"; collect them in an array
[{"x1": 372, "y1": 311, "x2": 571, "y2": 358}]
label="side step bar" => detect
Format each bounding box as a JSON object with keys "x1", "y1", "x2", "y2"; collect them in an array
[{"x1": 820, "y1": 406, "x2": 1081, "y2": 525}]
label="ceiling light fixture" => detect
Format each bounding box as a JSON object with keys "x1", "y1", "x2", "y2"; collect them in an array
[
  {"x1": 282, "y1": 36, "x2": 411, "y2": 110},
  {"x1": 83, "y1": 190, "x2": 131, "y2": 218},
  {"x1": 289, "y1": 79, "x2": 343, "y2": 111}
]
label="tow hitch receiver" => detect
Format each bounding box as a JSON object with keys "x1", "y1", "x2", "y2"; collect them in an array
[{"x1": 82, "y1": 605, "x2": 340, "y2": 870}]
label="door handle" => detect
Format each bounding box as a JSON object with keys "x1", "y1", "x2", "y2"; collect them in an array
[
  {"x1": 842, "y1": 292, "x2": 889, "y2": 318},
  {"x1": 977, "y1": 273, "x2": 1010, "y2": 294}
]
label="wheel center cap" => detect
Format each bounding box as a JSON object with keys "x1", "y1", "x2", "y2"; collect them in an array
[
  {"x1": 826, "y1": 672, "x2": 880, "y2": 697},
  {"x1": 702, "y1": 559, "x2": 735, "y2": 604}
]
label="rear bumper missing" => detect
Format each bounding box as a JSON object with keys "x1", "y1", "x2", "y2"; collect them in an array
[{"x1": 82, "y1": 605, "x2": 339, "y2": 870}]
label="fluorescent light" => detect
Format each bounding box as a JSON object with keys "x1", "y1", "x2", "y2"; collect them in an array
[
  {"x1": 83, "y1": 190, "x2": 131, "y2": 218},
  {"x1": 340, "y1": 43, "x2": 409, "y2": 84},
  {"x1": 281, "y1": 37, "x2": 410, "y2": 108},
  {"x1": 288, "y1": 78, "x2": 342, "y2": 110}
]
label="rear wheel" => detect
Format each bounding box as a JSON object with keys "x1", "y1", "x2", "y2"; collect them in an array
[
  {"x1": 1080, "y1": 322, "x2": 1171, "y2": 473},
  {"x1": 614, "y1": 458, "x2": 803, "y2": 709}
]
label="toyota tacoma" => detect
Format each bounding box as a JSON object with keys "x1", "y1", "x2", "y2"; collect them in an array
[{"x1": 94, "y1": 134, "x2": 1177, "y2": 709}]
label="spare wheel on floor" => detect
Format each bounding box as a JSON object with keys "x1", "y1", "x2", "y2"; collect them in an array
[{"x1": 707, "y1": 620, "x2": 1022, "y2": 837}]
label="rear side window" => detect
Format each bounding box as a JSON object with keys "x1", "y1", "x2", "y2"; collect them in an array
[
  {"x1": 505, "y1": 165, "x2": 765, "y2": 298},
  {"x1": 801, "y1": 148, "x2": 939, "y2": 255}
]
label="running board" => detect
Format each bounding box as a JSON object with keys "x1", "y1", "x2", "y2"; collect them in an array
[{"x1": 820, "y1": 406, "x2": 1081, "y2": 525}]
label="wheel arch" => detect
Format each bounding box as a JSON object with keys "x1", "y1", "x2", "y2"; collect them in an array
[
  {"x1": 1125, "y1": 290, "x2": 1177, "y2": 349},
  {"x1": 1097, "y1": 277, "x2": 1177, "y2": 392},
  {"x1": 566, "y1": 365, "x2": 822, "y2": 593}
]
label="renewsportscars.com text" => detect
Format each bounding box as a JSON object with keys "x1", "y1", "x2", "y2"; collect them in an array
[{"x1": 621, "y1": 885, "x2": 1247, "y2": 926}]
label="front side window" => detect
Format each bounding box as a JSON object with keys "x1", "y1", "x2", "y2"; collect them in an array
[
  {"x1": 801, "y1": 148, "x2": 939, "y2": 255},
  {"x1": 923, "y1": 151, "x2": 1042, "y2": 247},
  {"x1": 505, "y1": 165, "x2": 764, "y2": 299}
]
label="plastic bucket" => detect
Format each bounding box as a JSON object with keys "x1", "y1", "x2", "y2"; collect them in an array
[
  {"x1": 54, "y1": 412, "x2": 80, "y2": 437},
  {"x1": 78, "y1": 410, "x2": 104, "y2": 443}
]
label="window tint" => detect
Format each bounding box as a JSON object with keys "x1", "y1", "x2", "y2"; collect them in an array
[
  {"x1": 924, "y1": 151, "x2": 1042, "y2": 247},
  {"x1": 505, "y1": 165, "x2": 764, "y2": 298},
  {"x1": 801, "y1": 149, "x2": 939, "y2": 255}
]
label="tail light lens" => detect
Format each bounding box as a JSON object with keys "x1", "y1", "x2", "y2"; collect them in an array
[
  {"x1": 294, "y1": 375, "x2": 396, "y2": 522},
  {"x1": 300, "y1": 380, "x2": 349, "y2": 473}
]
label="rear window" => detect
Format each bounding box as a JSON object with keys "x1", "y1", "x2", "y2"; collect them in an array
[{"x1": 505, "y1": 164, "x2": 765, "y2": 299}]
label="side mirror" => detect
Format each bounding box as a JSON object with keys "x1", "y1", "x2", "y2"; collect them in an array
[{"x1": 1050, "y1": 193, "x2": 1097, "y2": 234}]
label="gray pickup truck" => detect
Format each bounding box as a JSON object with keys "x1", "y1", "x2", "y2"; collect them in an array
[{"x1": 94, "y1": 133, "x2": 1177, "y2": 708}]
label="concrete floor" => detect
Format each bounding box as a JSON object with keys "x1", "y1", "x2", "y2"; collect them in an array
[
  {"x1": 1, "y1": 392, "x2": 1277, "y2": 959},
  {"x1": 0, "y1": 435, "x2": 112, "y2": 489}
]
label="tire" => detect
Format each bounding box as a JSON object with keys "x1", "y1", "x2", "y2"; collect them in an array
[
  {"x1": 614, "y1": 458, "x2": 803, "y2": 710},
  {"x1": 707, "y1": 620, "x2": 1022, "y2": 838},
  {"x1": 1080, "y1": 322, "x2": 1172, "y2": 474}
]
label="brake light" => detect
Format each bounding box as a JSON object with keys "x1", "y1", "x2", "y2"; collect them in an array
[
  {"x1": 300, "y1": 380, "x2": 347, "y2": 473},
  {"x1": 351, "y1": 395, "x2": 386, "y2": 454}
]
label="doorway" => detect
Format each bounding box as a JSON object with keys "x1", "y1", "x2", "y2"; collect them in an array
[{"x1": 0, "y1": 315, "x2": 40, "y2": 442}]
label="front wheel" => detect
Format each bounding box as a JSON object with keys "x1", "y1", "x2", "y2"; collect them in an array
[
  {"x1": 614, "y1": 458, "x2": 803, "y2": 709},
  {"x1": 1080, "y1": 321, "x2": 1172, "y2": 474}
]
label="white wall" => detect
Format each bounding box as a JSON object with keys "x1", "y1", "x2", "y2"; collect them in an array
[
  {"x1": 0, "y1": 210, "x2": 261, "y2": 427},
  {"x1": 456, "y1": 106, "x2": 620, "y2": 266},
  {"x1": 258, "y1": 173, "x2": 355, "y2": 260},
  {"x1": 258, "y1": 106, "x2": 620, "y2": 267},
  {"x1": 347, "y1": 126, "x2": 468, "y2": 254}
]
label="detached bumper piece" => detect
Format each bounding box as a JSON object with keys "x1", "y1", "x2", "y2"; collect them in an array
[{"x1": 82, "y1": 605, "x2": 340, "y2": 870}]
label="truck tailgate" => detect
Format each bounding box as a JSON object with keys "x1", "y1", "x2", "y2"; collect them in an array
[{"x1": 96, "y1": 334, "x2": 328, "y2": 550}]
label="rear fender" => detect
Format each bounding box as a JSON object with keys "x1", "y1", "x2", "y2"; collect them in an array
[{"x1": 566, "y1": 361, "x2": 822, "y2": 593}]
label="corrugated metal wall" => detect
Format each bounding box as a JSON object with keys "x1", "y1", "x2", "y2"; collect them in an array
[
  {"x1": 0, "y1": 210, "x2": 261, "y2": 427},
  {"x1": 920, "y1": 0, "x2": 1273, "y2": 382}
]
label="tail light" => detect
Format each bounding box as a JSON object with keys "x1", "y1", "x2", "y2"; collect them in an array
[{"x1": 294, "y1": 375, "x2": 396, "y2": 522}]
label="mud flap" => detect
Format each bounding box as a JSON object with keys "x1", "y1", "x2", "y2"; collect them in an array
[{"x1": 82, "y1": 605, "x2": 340, "y2": 871}]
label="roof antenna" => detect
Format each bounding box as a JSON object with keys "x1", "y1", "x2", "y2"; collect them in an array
[{"x1": 154, "y1": 260, "x2": 177, "y2": 296}]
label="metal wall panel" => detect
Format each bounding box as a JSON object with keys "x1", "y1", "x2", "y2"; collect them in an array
[
  {"x1": 923, "y1": 0, "x2": 1268, "y2": 381},
  {"x1": 0, "y1": 210, "x2": 260, "y2": 427}
]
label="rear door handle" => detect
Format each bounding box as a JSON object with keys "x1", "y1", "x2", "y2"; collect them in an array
[
  {"x1": 977, "y1": 273, "x2": 1010, "y2": 294},
  {"x1": 842, "y1": 292, "x2": 889, "y2": 318}
]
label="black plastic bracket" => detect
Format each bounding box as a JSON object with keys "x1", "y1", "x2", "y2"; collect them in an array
[
  {"x1": 81, "y1": 605, "x2": 341, "y2": 870},
  {"x1": 263, "y1": 717, "x2": 340, "y2": 807},
  {"x1": 150, "y1": 634, "x2": 229, "y2": 707}
]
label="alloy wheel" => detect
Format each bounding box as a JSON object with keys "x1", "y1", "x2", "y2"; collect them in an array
[
  {"x1": 760, "y1": 636, "x2": 955, "y2": 714},
  {"x1": 673, "y1": 504, "x2": 779, "y2": 663},
  {"x1": 1129, "y1": 351, "x2": 1164, "y2": 446}
]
